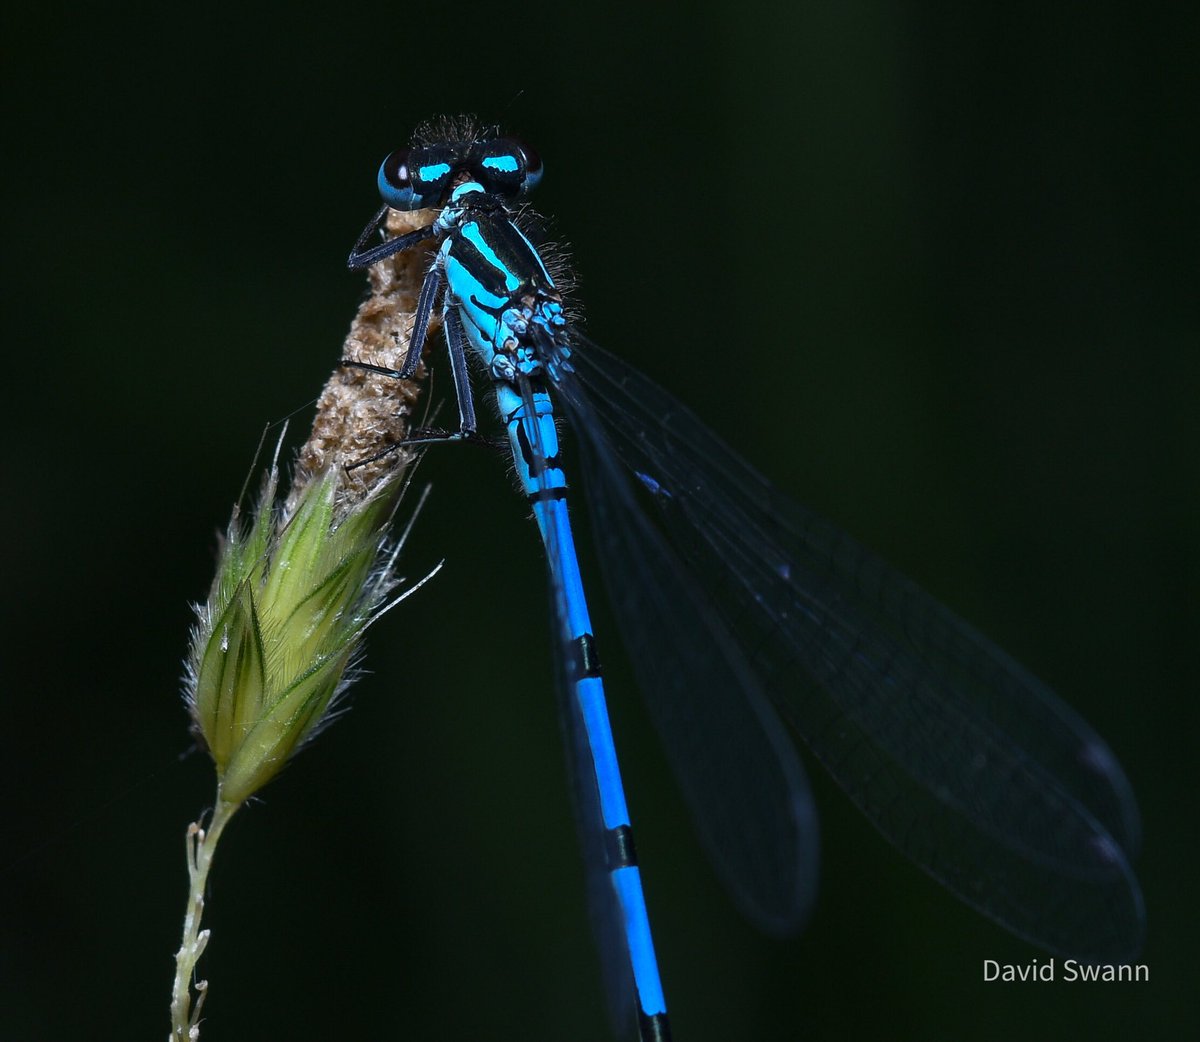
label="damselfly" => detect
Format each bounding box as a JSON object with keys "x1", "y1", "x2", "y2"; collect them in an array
[{"x1": 345, "y1": 117, "x2": 1144, "y2": 1042}]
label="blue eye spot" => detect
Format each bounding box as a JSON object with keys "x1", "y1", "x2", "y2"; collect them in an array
[
  {"x1": 481, "y1": 154, "x2": 519, "y2": 174},
  {"x1": 418, "y1": 161, "x2": 452, "y2": 183}
]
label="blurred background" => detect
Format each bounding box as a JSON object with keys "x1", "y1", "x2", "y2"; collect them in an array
[{"x1": 3, "y1": 2, "x2": 1195, "y2": 1040}]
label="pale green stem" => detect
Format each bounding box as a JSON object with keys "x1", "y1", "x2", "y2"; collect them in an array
[{"x1": 169, "y1": 797, "x2": 240, "y2": 1042}]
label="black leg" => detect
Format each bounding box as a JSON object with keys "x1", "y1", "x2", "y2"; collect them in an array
[
  {"x1": 443, "y1": 308, "x2": 478, "y2": 436},
  {"x1": 346, "y1": 204, "x2": 436, "y2": 270},
  {"x1": 341, "y1": 277, "x2": 481, "y2": 439},
  {"x1": 343, "y1": 223, "x2": 483, "y2": 446},
  {"x1": 341, "y1": 258, "x2": 442, "y2": 378},
  {"x1": 340, "y1": 359, "x2": 407, "y2": 379},
  {"x1": 344, "y1": 426, "x2": 504, "y2": 473},
  {"x1": 401, "y1": 258, "x2": 443, "y2": 377}
]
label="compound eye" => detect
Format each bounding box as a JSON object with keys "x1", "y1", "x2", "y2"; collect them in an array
[
  {"x1": 378, "y1": 144, "x2": 461, "y2": 209},
  {"x1": 514, "y1": 141, "x2": 542, "y2": 193},
  {"x1": 377, "y1": 147, "x2": 416, "y2": 210},
  {"x1": 472, "y1": 137, "x2": 542, "y2": 197},
  {"x1": 408, "y1": 145, "x2": 457, "y2": 204}
]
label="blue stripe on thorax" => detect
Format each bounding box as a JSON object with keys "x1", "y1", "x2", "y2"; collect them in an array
[
  {"x1": 441, "y1": 249, "x2": 506, "y2": 353},
  {"x1": 459, "y1": 220, "x2": 523, "y2": 294}
]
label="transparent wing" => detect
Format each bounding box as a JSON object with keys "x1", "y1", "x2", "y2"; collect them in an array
[
  {"x1": 547, "y1": 361, "x2": 821, "y2": 939},
  {"x1": 552, "y1": 335, "x2": 1144, "y2": 962}
]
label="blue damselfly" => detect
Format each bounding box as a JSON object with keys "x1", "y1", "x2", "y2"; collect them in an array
[{"x1": 345, "y1": 117, "x2": 1144, "y2": 1042}]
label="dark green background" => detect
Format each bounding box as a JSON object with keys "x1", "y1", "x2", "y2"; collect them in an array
[{"x1": 3, "y1": 2, "x2": 1195, "y2": 1040}]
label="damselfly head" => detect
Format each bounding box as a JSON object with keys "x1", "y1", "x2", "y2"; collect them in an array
[{"x1": 376, "y1": 134, "x2": 542, "y2": 211}]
